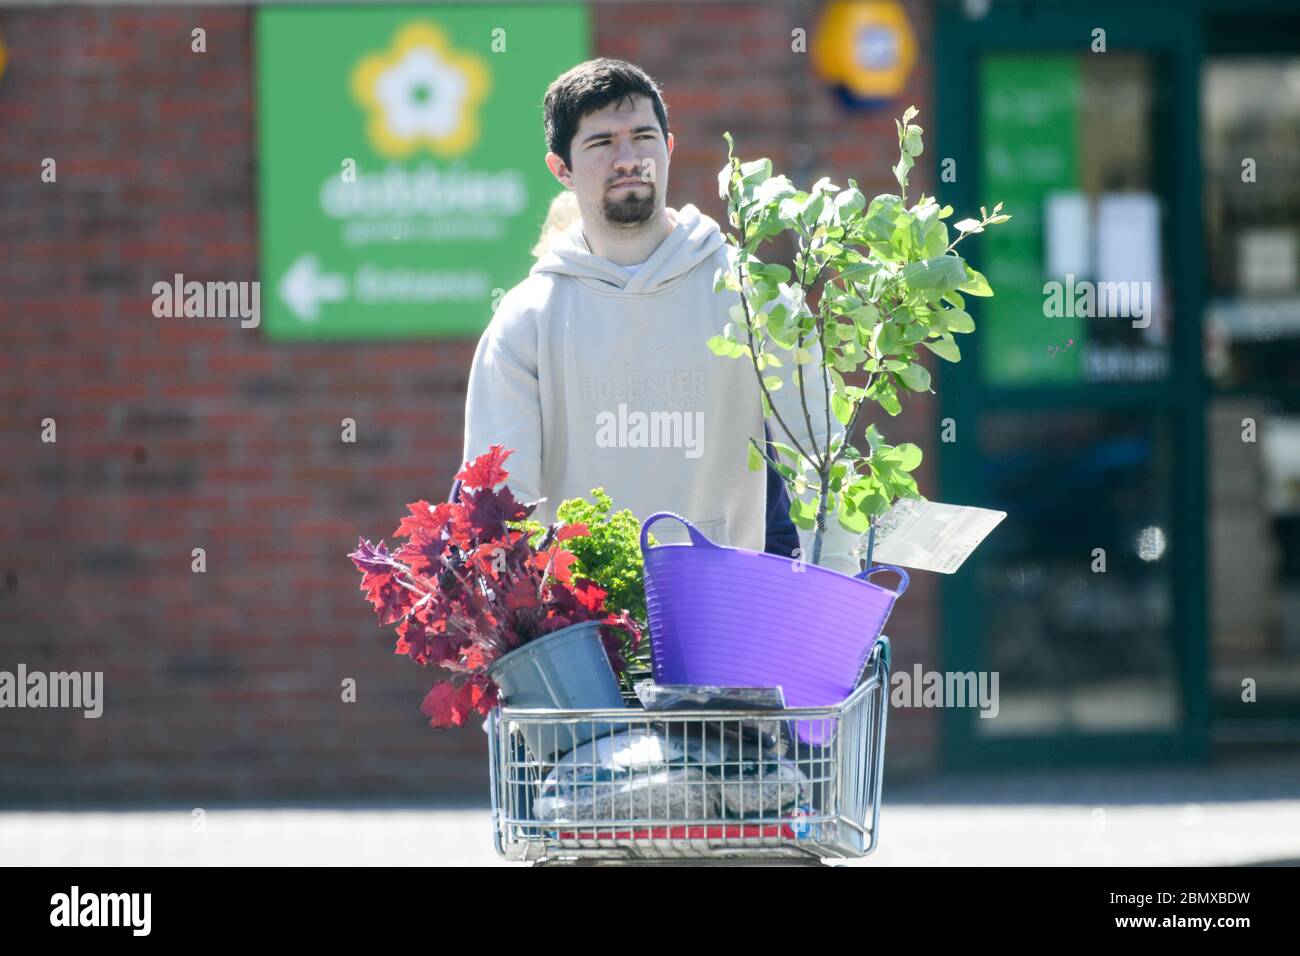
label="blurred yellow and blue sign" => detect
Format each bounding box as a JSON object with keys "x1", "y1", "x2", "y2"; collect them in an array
[{"x1": 812, "y1": 1, "x2": 917, "y2": 108}]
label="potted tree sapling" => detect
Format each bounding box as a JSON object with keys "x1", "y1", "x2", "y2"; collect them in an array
[
  {"x1": 637, "y1": 108, "x2": 1007, "y2": 726},
  {"x1": 709, "y1": 106, "x2": 1008, "y2": 569}
]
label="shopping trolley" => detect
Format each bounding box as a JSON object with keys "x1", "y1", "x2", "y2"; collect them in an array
[{"x1": 487, "y1": 635, "x2": 891, "y2": 865}]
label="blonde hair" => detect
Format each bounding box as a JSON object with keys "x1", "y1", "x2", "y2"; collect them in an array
[{"x1": 532, "y1": 189, "x2": 581, "y2": 257}]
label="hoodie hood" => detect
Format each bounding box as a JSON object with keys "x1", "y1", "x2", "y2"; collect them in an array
[{"x1": 529, "y1": 203, "x2": 726, "y2": 295}]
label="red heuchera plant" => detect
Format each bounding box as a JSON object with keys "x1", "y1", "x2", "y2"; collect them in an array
[{"x1": 349, "y1": 445, "x2": 643, "y2": 729}]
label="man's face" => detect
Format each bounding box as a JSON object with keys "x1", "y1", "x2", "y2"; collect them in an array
[{"x1": 547, "y1": 93, "x2": 673, "y2": 228}]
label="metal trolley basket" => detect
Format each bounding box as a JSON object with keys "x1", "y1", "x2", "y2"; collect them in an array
[{"x1": 487, "y1": 635, "x2": 892, "y2": 865}]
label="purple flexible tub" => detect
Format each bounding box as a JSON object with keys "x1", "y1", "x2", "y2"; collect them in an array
[{"x1": 640, "y1": 511, "x2": 908, "y2": 745}]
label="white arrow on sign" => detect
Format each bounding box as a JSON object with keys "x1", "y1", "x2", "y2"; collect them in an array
[{"x1": 278, "y1": 253, "x2": 348, "y2": 321}]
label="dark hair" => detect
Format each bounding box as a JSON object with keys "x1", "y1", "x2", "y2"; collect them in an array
[{"x1": 543, "y1": 58, "x2": 670, "y2": 170}]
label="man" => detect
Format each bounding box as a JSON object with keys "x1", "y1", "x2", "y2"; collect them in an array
[{"x1": 460, "y1": 57, "x2": 862, "y2": 574}]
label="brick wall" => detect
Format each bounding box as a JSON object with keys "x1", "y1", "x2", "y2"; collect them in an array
[{"x1": 0, "y1": 1, "x2": 938, "y2": 806}]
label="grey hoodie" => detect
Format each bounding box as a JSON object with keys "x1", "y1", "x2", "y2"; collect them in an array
[{"x1": 460, "y1": 203, "x2": 863, "y2": 574}]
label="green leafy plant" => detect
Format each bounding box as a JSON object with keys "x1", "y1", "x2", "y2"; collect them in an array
[
  {"x1": 510, "y1": 488, "x2": 656, "y2": 679},
  {"x1": 710, "y1": 106, "x2": 1009, "y2": 567}
]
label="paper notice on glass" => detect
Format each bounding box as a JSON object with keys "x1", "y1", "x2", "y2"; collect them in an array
[
  {"x1": 1096, "y1": 192, "x2": 1164, "y2": 345},
  {"x1": 1045, "y1": 191, "x2": 1092, "y2": 280},
  {"x1": 865, "y1": 499, "x2": 1007, "y2": 574}
]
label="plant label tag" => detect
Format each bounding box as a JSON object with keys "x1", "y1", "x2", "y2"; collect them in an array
[{"x1": 866, "y1": 499, "x2": 1006, "y2": 574}]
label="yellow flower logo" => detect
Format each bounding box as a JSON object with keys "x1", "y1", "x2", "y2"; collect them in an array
[{"x1": 351, "y1": 22, "x2": 490, "y2": 160}]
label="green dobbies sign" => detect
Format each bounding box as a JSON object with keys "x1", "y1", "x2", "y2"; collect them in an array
[{"x1": 255, "y1": 6, "x2": 589, "y2": 340}]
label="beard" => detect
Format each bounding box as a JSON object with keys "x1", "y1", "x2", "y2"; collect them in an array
[{"x1": 602, "y1": 180, "x2": 658, "y2": 225}]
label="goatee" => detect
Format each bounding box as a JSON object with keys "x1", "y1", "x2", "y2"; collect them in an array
[{"x1": 603, "y1": 183, "x2": 657, "y2": 225}]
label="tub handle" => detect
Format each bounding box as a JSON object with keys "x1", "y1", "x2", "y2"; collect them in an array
[
  {"x1": 640, "y1": 511, "x2": 720, "y2": 553},
  {"x1": 856, "y1": 563, "x2": 909, "y2": 597}
]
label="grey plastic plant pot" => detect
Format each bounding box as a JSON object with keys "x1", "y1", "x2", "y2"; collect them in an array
[{"x1": 486, "y1": 620, "x2": 626, "y2": 762}]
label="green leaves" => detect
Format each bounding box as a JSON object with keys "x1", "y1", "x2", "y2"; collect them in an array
[
  {"x1": 861, "y1": 194, "x2": 905, "y2": 249},
  {"x1": 837, "y1": 502, "x2": 871, "y2": 534},
  {"x1": 713, "y1": 264, "x2": 741, "y2": 294},
  {"x1": 896, "y1": 363, "x2": 932, "y2": 393},
  {"x1": 849, "y1": 302, "x2": 880, "y2": 325},
  {"x1": 892, "y1": 443, "x2": 923, "y2": 471},
  {"x1": 714, "y1": 114, "x2": 1006, "y2": 569},
  {"x1": 718, "y1": 132, "x2": 739, "y2": 202},
  {"x1": 748, "y1": 261, "x2": 792, "y2": 283},
  {"x1": 841, "y1": 473, "x2": 890, "y2": 528},
  {"x1": 739, "y1": 156, "x2": 772, "y2": 185},
  {"x1": 788, "y1": 494, "x2": 818, "y2": 531},
  {"x1": 795, "y1": 193, "x2": 826, "y2": 226},
  {"x1": 831, "y1": 390, "x2": 854, "y2": 426},
  {"x1": 958, "y1": 265, "x2": 993, "y2": 297},
  {"x1": 911, "y1": 200, "x2": 950, "y2": 258},
  {"x1": 833, "y1": 186, "x2": 867, "y2": 220},
  {"x1": 900, "y1": 256, "x2": 968, "y2": 293},
  {"x1": 866, "y1": 374, "x2": 902, "y2": 416},
  {"x1": 706, "y1": 333, "x2": 749, "y2": 359},
  {"x1": 874, "y1": 321, "x2": 902, "y2": 356},
  {"x1": 922, "y1": 334, "x2": 962, "y2": 362},
  {"x1": 824, "y1": 427, "x2": 925, "y2": 532},
  {"x1": 868, "y1": 441, "x2": 923, "y2": 508},
  {"x1": 865, "y1": 422, "x2": 885, "y2": 453},
  {"x1": 755, "y1": 175, "x2": 797, "y2": 208},
  {"x1": 893, "y1": 157, "x2": 913, "y2": 197},
  {"x1": 937, "y1": 307, "x2": 975, "y2": 333},
  {"x1": 903, "y1": 126, "x2": 923, "y2": 158},
  {"x1": 514, "y1": 487, "x2": 654, "y2": 633},
  {"x1": 893, "y1": 106, "x2": 923, "y2": 198}
]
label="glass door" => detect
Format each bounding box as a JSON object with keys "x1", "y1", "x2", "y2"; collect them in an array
[
  {"x1": 934, "y1": 3, "x2": 1206, "y2": 767},
  {"x1": 1202, "y1": 49, "x2": 1300, "y2": 742}
]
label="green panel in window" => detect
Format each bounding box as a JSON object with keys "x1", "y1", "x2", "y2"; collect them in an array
[{"x1": 979, "y1": 55, "x2": 1084, "y2": 386}]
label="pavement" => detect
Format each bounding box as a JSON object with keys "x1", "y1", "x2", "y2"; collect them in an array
[{"x1": 3, "y1": 753, "x2": 1299, "y2": 866}]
